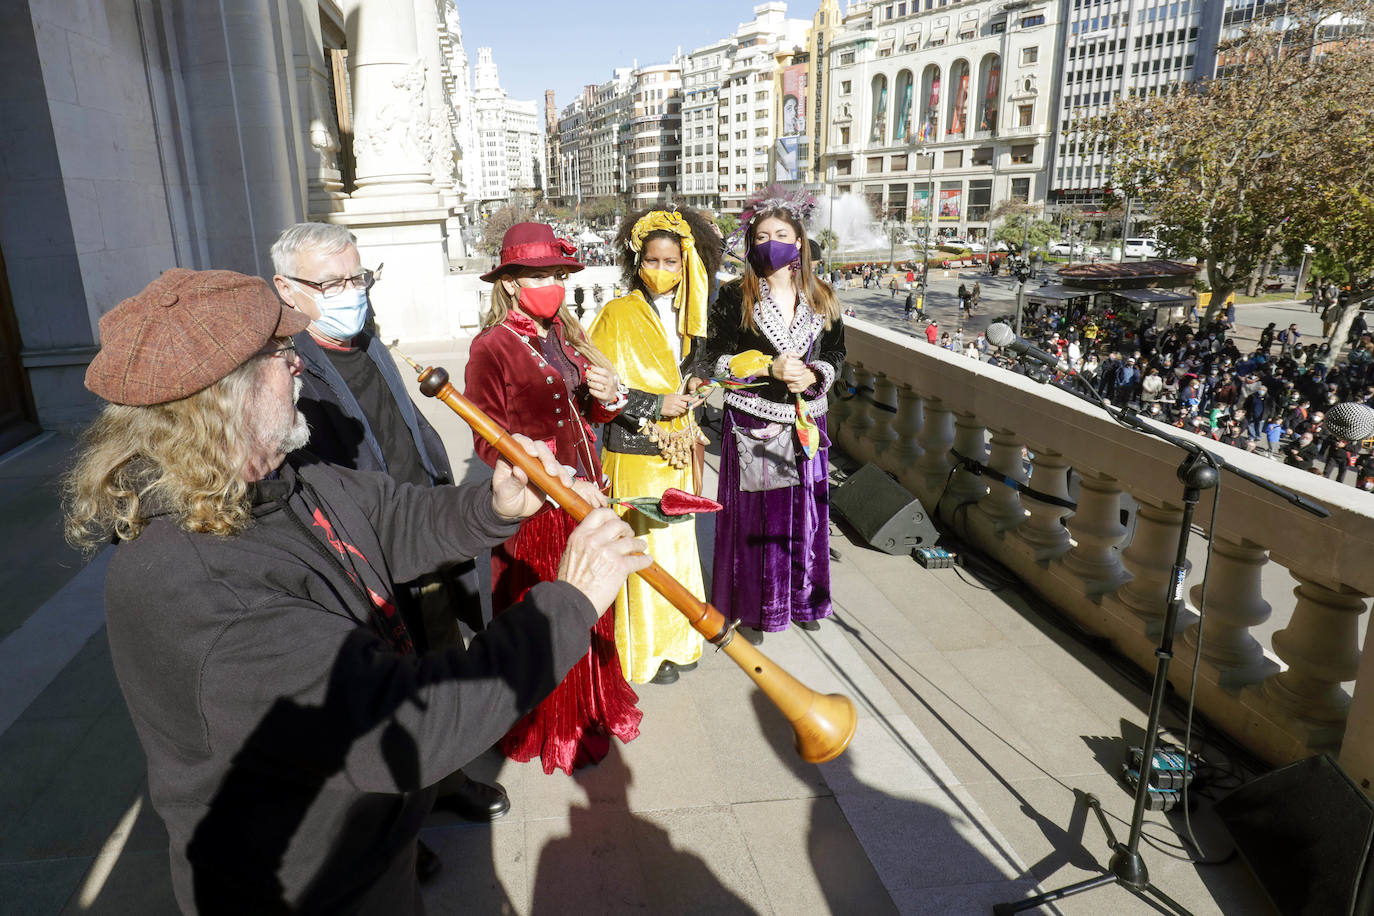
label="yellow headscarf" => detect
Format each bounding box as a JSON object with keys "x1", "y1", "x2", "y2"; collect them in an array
[{"x1": 629, "y1": 210, "x2": 709, "y2": 342}]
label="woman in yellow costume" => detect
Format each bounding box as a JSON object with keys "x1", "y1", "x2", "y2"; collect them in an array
[{"x1": 588, "y1": 206, "x2": 720, "y2": 685}]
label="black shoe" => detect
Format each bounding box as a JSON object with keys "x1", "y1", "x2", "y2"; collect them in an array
[
  {"x1": 433, "y1": 772, "x2": 510, "y2": 822},
  {"x1": 739, "y1": 626, "x2": 765, "y2": 645},
  {"x1": 795, "y1": 619, "x2": 821, "y2": 631},
  {"x1": 416, "y1": 839, "x2": 442, "y2": 884},
  {"x1": 650, "y1": 661, "x2": 680, "y2": 684}
]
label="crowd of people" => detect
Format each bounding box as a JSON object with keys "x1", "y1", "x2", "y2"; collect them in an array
[
  {"x1": 60, "y1": 187, "x2": 846, "y2": 912},
  {"x1": 971, "y1": 297, "x2": 1374, "y2": 488}
]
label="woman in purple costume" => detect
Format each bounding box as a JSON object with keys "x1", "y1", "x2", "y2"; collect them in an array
[{"x1": 688, "y1": 188, "x2": 846, "y2": 643}]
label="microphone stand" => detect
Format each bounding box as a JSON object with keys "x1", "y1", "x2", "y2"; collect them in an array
[{"x1": 993, "y1": 353, "x2": 1328, "y2": 916}]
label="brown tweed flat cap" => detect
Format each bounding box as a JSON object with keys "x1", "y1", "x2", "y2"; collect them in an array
[{"x1": 85, "y1": 268, "x2": 311, "y2": 405}]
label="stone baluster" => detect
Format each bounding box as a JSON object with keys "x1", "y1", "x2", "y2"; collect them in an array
[
  {"x1": 1181, "y1": 536, "x2": 1274, "y2": 686},
  {"x1": 914, "y1": 397, "x2": 955, "y2": 502},
  {"x1": 1261, "y1": 574, "x2": 1368, "y2": 735},
  {"x1": 839, "y1": 364, "x2": 876, "y2": 458},
  {"x1": 944, "y1": 412, "x2": 988, "y2": 507},
  {"x1": 977, "y1": 428, "x2": 1027, "y2": 532},
  {"x1": 1058, "y1": 471, "x2": 1131, "y2": 598},
  {"x1": 886, "y1": 383, "x2": 925, "y2": 469},
  {"x1": 861, "y1": 372, "x2": 900, "y2": 464},
  {"x1": 1109, "y1": 498, "x2": 1186, "y2": 637},
  {"x1": 1015, "y1": 450, "x2": 1073, "y2": 562},
  {"x1": 827, "y1": 361, "x2": 857, "y2": 432}
]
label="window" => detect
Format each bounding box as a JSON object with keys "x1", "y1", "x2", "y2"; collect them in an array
[
  {"x1": 1010, "y1": 177, "x2": 1030, "y2": 200},
  {"x1": 972, "y1": 146, "x2": 994, "y2": 165},
  {"x1": 1010, "y1": 143, "x2": 1034, "y2": 164},
  {"x1": 990, "y1": 20, "x2": 1006, "y2": 33},
  {"x1": 890, "y1": 153, "x2": 908, "y2": 170},
  {"x1": 1021, "y1": 14, "x2": 1045, "y2": 27},
  {"x1": 943, "y1": 150, "x2": 963, "y2": 168},
  {"x1": 837, "y1": 158, "x2": 853, "y2": 175},
  {"x1": 840, "y1": 51, "x2": 855, "y2": 65},
  {"x1": 839, "y1": 126, "x2": 851, "y2": 144},
  {"x1": 1017, "y1": 104, "x2": 1034, "y2": 127},
  {"x1": 841, "y1": 80, "x2": 852, "y2": 95},
  {"x1": 1021, "y1": 46, "x2": 1039, "y2": 65},
  {"x1": 868, "y1": 156, "x2": 885, "y2": 172}
]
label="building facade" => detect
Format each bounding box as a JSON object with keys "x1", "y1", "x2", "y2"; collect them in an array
[
  {"x1": 627, "y1": 61, "x2": 684, "y2": 208},
  {"x1": 822, "y1": 0, "x2": 1061, "y2": 243},
  {"x1": 681, "y1": 37, "x2": 735, "y2": 211},
  {"x1": 471, "y1": 47, "x2": 544, "y2": 209},
  {"x1": 1047, "y1": 0, "x2": 1224, "y2": 214},
  {"x1": 1, "y1": 0, "x2": 490, "y2": 439}
]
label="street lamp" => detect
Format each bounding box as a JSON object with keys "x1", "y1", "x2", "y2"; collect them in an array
[{"x1": 916, "y1": 147, "x2": 935, "y2": 313}]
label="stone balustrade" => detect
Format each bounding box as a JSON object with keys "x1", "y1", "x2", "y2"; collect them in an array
[{"x1": 830, "y1": 318, "x2": 1374, "y2": 796}]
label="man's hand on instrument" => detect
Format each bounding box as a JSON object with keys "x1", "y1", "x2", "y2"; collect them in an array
[
  {"x1": 569, "y1": 477, "x2": 609, "y2": 509},
  {"x1": 585, "y1": 365, "x2": 619, "y2": 402},
  {"x1": 491, "y1": 434, "x2": 571, "y2": 520},
  {"x1": 557, "y1": 508, "x2": 652, "y2": 611}
]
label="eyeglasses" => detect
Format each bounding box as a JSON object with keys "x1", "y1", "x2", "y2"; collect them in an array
[
  {"x1": 287, "y1": 269, "x2": 377, "y2": 298},
  {"x1": 258, "y1": 342, "x2": 298, "y2": 361}
]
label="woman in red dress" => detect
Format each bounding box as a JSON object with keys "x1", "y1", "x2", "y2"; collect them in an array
[{"x1": 466, "y1": 223, "x2": 642, "y2": 774}]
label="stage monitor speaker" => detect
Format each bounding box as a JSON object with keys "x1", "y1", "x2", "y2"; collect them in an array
[
  {"x1": 1214, "y1": 754, "x2": 1374, "y2": 916},
  {"x1": 831, "y1": 463, "x2": 937, "y2": 555}
]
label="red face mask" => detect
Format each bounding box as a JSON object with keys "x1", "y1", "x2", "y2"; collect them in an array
[{"x1": 517, "y1": 284, "x2": 564, "y2": 319}]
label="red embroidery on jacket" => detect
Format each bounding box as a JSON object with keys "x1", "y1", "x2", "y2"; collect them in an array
[{"x1": 311, "y1": 508, "x2": 409, "y2": 652}]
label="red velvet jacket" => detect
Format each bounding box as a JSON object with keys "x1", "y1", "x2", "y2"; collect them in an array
[{"x1": 464, "y1": 312, "x2": 619, "y2": 481}]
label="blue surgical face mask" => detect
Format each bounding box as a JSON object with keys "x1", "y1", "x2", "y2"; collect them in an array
[{"x1": 301, "y1": 284, "x2": 369, "y2": 340}]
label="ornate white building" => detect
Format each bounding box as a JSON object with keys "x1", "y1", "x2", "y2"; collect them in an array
[
  {"x1": 471, "y1": 48, "x2": 544, "y2": 208},
  {"x1": 822, "y1": 0, "x2": 1061, "y2": 242},
  {"x1": 627, "y1": 61, "x2": 684, "y2": 208},
  {"x1": 1, "y1": 0, "x2": 486, "y2": 437}
]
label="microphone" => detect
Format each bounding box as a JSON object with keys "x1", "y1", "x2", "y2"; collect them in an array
[
  {"x1": 986, "y1": 323, "x2": 1070, "y2": 373},
  {"x1": 1324, "y1": 402, "x2": 1374, "y2": 441}
]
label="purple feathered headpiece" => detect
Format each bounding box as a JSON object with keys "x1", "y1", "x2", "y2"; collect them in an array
[{"x1": 727, "y1": 184, "x2": 818, "y2": 255}]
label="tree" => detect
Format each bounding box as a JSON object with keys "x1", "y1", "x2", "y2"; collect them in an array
[
  {"x1": 582, "y1": 195, "x2": 620, "y2": 224},
  {"x1": 479, "y1": 205, "x2": 533, "y2": 255},
  {"x1": 715, "y1": 212, "x2": 739, "y2": 240},
  {"x1": 1094, "y1": 0, "x2": 1374, "y2": 323},
  {"x1": 991, "y1": 200, "x2": 1055, "y2": 253},
  {"x1": 814, "y1": 228, "x2": 839, "y2": 269}
]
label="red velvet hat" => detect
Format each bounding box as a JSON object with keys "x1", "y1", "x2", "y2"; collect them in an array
[{"x1": 480, "y1": 222, "x2": 585, "y2": 283}]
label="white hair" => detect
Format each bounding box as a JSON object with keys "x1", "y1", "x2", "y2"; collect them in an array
[{"x1": 270, "y1": 223, "x2": 357, "y2": 277}]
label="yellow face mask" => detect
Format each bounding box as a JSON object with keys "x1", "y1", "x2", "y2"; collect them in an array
[{"x1": 638, "y1": 266, "x2": 681, "y2": 297}]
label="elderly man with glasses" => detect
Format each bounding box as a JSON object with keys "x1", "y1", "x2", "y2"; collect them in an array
[{"x1": 270, "y1": 224, "x2": 508, "y2": 877}]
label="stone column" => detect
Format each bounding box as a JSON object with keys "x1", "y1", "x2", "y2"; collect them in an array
[
  {"x1": 416, "y1": 0, "x2": 463, "y2": 250},
  {"x1": 334, "y1": 0, "x2": 456, "y2": 343},
  {"x1": 914, "y1": 397, "x2": 955, "y2": 502},
  {"x1": 1111, "y1": 499, "x2": 1185, "y2": 636},
  {"x1": 1262, "y1": 574, "x2": 1367, "y2": 729},
  {"x1": 839, "y1": 364, "x2": 876, "y2": 457},
  {"x1": 1058, "y1": 471, "x2": 1131, "y2": 598},
  {"x1": 290, "y1": 0, "x2": 345, "y2": 216},
  {"x1": 860, "y1": 372, "x2": 900, "y2": 464},
  {"x1": 1016, "y1": 450, "x2": 1073, "y2": 561},
  {"x1": 945, "y1": 412, "x2": 988, "y2": 508},
  {"x1": 1182, "y1": 536, "x2": 1274, "y2": 686},
  {"x1": 977, "y1": 428, "x2": 1026, "y2": 532},
  {"x1": 887, "y1": 383, "x2": 925, "y2": 468},
  {"x1": 827, "y1": 361, "x2": 857, "y2": 432}
]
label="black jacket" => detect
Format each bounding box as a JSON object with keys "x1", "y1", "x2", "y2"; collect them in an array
[
  {"x1": 688, "y1": 280, "x2": 845, "y2": 421},
  {"x1": 105, "y1": 460, "x2": 597, "y2": 915}
]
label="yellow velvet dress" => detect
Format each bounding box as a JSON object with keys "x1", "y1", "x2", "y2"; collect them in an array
[{"x1": 588, "y1": 292, "x2": 705, "y2": 683}]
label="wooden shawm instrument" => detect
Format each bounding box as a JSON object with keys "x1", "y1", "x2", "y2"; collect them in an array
[{"x1": 399, "y1": 355, "x2": 856, "y2": 764}]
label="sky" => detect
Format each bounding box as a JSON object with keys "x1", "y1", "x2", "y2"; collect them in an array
[{"x1": 453, "y1": 0, "x2": 816, "y2": 118}]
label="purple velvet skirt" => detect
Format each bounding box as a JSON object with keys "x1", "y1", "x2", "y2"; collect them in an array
[{"x1": 711, "y1": 407, "x2": 832, "y2": 631}]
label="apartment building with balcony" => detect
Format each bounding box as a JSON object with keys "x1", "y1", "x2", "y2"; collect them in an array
[
  {"x1": 822, "y1": 0, "x2": 1060, "y2": 242},
  {"x1": 1047, "y1": 0, "x2": 1224, "y2": 214},
  {"x1": 716, "y1": 3, "x2": 812, "y2": 213},
  {"x1": 627, "y1": 61, "x2": 684, "y2": 208},
  {"x1": 682, "y1": 37, "x2": 734, "y2": 211}
]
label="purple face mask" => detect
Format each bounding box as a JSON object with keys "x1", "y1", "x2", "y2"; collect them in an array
[{"x1": 748, "y1": 239, "x2": 801, "y2": 275}]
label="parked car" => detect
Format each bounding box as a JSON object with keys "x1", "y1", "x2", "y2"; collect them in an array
[
  {"x1": 1124, "y1": 237, "x2": 1161, "y2": 258},
  {"x1": 964, "y1": 239, "x2": 987, "y2": 252},
  {"x1": 1048, "y1": 241, "x2": 1090, "y2": 256}
]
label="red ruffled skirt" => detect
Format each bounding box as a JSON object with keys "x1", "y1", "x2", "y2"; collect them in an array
[{"x1": 491, "y1": 504, "x2": 642, "y2": 775}]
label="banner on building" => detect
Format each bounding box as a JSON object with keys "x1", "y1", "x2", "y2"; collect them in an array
[
  {"x1": 939, "y1": 188, "x2": 961, "y2": 221},
  {"x1": 774, "y1": 136, "x2": 800, "y2": 181},
  {"x1": 979, "y1": 60, "x2": 1000, "y2": 131},
  {"x1": 949, "y1": 73, "x2": 969, "y2": 136},
  {"x1": 782, "y1": 64, "x2": 807, "y2": 137},
  {"x1": 913, "y1": 187, "x2": 932, "y2": 219},
  {"x1": 917, "y1": 76, "x2": 940, "y2": 143}
]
